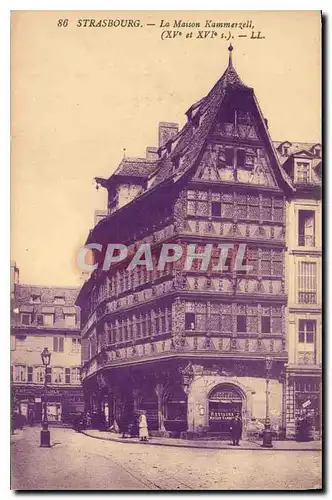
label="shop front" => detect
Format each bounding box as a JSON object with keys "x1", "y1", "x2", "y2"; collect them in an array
[
  {"x1": 294, "y1": 377, "x2": 321, "y2": 440},
  {"x1": 208, "y1": 384, "x2": 243, "y2": 436},
  {"x1": 12, "y1": 385, "x2": 84, "y2": 425}
]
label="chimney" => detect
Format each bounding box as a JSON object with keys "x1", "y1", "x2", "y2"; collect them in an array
[
  {"x1": 158, "y1": 122, "x2": 179, "y2": 148},
  {"x1": 146, "y1": 146, "x2": 159, "y2": 161},
  {"x1": 10, "y1": 261, "x2": 19, "y2": 298}
]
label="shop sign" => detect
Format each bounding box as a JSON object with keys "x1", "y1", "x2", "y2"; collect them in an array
[
  {"x1": 209, "y1": 411, "x2": 238, "y2": 421},
  {"x1": 209, "y1": 390, "x2": 242, "y2": 402}
]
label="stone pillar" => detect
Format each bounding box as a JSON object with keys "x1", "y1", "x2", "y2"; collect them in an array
[
  {"x1": 113, "y1": 388, "x2": 122, "y2": 431},
  {"x1": 83, "y1": 385, "x2": 91, "y2": 414},
  {"x1": 132, "y1": 388, "x2": 142, "y2": 413},
  {"x1": 281, "y1": 369, "x2": 287, "y2": 438},
  {"x1": 107, "y1": 392, "x2": 113, "y2": 427},
  {"x1": 155, "y1": 383, "x2": 166, "y2": 433}
]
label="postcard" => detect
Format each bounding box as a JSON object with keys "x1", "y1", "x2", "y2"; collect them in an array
[{"x1": 11, "y1": 10, "x2": 322, "y2": 491}]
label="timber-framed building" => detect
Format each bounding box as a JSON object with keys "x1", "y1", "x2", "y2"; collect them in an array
[{"x1": 77, "y1": 46, "x2": 320, "y2": 438}]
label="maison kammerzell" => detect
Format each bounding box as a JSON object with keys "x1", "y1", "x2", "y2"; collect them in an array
[{"x1": 76, "y1": 46, "x2": 322, "y2": 440}]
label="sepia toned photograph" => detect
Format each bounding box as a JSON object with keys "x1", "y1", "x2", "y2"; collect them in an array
[{"x1": 10, "y1": 10, "x2": 322, "y2": 491}]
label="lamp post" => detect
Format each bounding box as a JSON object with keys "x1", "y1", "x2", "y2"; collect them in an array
[
  {"x1": 40, "y1": 347, "x2": 51, "y2": 447},
  {"x1": 262, "y1": 356, "x2": 273, "y2": 448}
]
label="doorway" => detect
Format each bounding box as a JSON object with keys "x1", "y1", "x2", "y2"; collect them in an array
[
  {"x1": 208, "y1": 384, "x2": 243, "y2": 436},
  {"x1": 139, "y1": 388, "x2": 158, "y2": 431}
]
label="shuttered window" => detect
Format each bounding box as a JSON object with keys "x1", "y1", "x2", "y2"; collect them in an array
[
  {"x1": 298, "y1": 262, "x2": 317, "y2": 304},
  {"x1": 53, "y1": 336, "x2": 64, "y2": 352}
]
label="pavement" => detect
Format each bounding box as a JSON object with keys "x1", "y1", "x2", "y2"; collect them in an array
[
  {"x1": 11, "y1": 427, "x2": 322, "y2": 491},
  {"x1": 82, "y1": 429, "x2": 322, "y2": 451}
]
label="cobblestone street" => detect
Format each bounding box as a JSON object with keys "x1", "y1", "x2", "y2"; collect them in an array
[{"x1": 11, "y1": 427, "x2": 322, "y2": 490}]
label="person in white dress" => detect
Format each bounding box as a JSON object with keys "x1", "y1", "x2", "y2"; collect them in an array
[{"x1": 138, "y1": 411, "x2": 149, "y2": 442}]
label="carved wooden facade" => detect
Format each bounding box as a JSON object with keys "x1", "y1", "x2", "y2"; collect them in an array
[{"x1": 77, "y1": 47, "x2": 292, "y2": 436}]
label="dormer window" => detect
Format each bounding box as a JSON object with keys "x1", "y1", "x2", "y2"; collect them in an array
[
  {"x1": 296, "y1": 162, "x2": 311, "y2": 183},
  {"x1": 54, "y1": 296, "x2": 65, "y2": 305},
  {"x1": 30, "y1": 294, "x2": 41, "y2": 304},
  {"x1": 279, "y1": 142, "x2": 292, "y2": 156},
  {"x1": 192, "y1": 112, "x2": 200, "y2": 129}
]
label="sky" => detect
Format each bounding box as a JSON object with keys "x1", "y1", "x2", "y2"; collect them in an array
[{"x1": 11, "y1": 10, "x2": 321, "y2": 286}]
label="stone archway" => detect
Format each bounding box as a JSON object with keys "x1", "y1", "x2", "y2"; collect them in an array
[
  {"x1": 164, "y1": 384, "x2": 188, "y2": 434},
  {"x1": 208, "y1": 383, "x2": 246, "y2": 437},
  {"x1": 138, "y1": 387, "x2": 158, "y2": 431}
]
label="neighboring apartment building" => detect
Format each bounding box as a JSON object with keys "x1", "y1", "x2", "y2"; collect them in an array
[
  {"x1": 77, "y1": 46, "x2": 294, "y2": 437},
  {"x1": 274, "y1": 142, "x2": 322, "y2": 439},
  {"x1": 11, "y1": 268, "x2": 83, "y2": 424}
]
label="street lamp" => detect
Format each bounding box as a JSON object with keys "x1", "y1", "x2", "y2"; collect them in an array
[
  {"x1": 262, "y1": 356, "x2": 273, "y2": 448},
  {"x1": 40, "y1": 347, "x2": 51, "y2": 447}
]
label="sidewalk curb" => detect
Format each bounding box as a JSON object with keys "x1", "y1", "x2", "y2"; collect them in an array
[{"x1": 81, "y1": 430, "x2": 321, "y2": 452}]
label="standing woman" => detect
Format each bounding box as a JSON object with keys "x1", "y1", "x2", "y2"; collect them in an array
[{"x1": 138, "y1": 411, "x2": 149, "y2": 442}]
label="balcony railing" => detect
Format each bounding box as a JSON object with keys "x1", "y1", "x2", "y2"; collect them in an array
[
  {"x1": 298, "y1": 292, "x2": 317, "y2": 304},
  {"x1": 298, "y1": 234, "x2": 315, "y2": 247}
]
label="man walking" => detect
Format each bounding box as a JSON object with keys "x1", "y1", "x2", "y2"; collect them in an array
[{"x1": 230, "y1": 413, "x2": 242, "y2": 446}]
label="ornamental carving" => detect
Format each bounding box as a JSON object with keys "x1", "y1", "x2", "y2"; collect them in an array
[{"x1": 178, "y1": 362, "x2": 195, "y2": 391}]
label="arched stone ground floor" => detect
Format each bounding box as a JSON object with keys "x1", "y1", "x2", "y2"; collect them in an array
[{"x1": 83, "y1": 358, "x2": 288, "y2": 439}]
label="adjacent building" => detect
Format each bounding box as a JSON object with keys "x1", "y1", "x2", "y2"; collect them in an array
[
  {"x1": 11, "y1": 267, "x2": 83, "y2": 424},
  {"x1": 77, "y1": 46, "x2": 299, "y2": 437},
  {"x1": 274, "y1": 142, "x2": 322, "y2": 439}
]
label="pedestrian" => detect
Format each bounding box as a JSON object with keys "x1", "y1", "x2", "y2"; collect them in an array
[
  {"x1": 73, "y1": 414, "x2": 83, "y2": 432},
  {"x1": 28, "y1": 408, "x2": 34, "y2": 427},
  {"x1": 138, "y1": 411, "x2": 149, "y2": 442},
  {"x1": 119, "y1": 412, "x2": 130, "y2": 438},
  {"x1": 86, "y1": 412, "x2": 92, "y2": 429},
  {"x1": 230, "y1": 412, "x2": 242, "y2": 446}
]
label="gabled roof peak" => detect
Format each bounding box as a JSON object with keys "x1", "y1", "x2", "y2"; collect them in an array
[
  {"x1": 207, "y1": 44, "x2": 251, "y2": 100},
  {"x1": 228, "y1": 43, "x2": 234, "y2": 67}
]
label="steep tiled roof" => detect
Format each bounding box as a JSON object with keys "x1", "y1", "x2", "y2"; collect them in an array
[
  {"x1": 92, "y1": 47, "x2": 298, "y2": 242},
  {"x1": 113, "y1": 157, "x2": 158, "y2": 179},
  {"x1": 149, "y1": 47, "x2": 251, "y2": 188},
  {"x1": 12, "y1": 284, "x2": 81, "y2": 330},
  {"x1": 273, "y1": 141, "x2": 321, "y2": 166},
  {"x1": 15, "y1": 284, "x2": 80, "y2": 306},
  {"x1": 273, "y1": 141, "x2": 322, "y2": 187}
]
